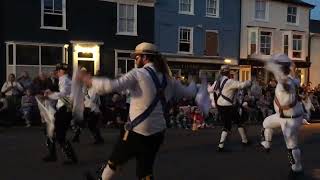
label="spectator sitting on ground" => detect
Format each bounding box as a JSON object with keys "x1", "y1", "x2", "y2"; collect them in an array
[
  {"x1": 1, "y1": 74, "x2": 24, "y2": 123},
  {"x1": 20, "y1": 89, "x2": 37, "y2": 127}
]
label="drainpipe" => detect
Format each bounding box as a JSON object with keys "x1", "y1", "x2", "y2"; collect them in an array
[{"x1": 308, "y1": 10, "x2": 312, "y2": 84}]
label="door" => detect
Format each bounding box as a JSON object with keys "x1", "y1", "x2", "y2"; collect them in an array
[
  {"x1": 78, "y1": 60, "x2": 94, "y2": 75},
  {"x1": 205, "y1": 31, "x2": 218, "y2": 56}
]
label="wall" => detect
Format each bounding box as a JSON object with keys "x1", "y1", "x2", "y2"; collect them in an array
[
  {"x1": 240, "y1": 0, "x2": 310, "y2": 60},
  {"x1": 310, "y1": 35, "x2": 320, "y2": 86},
  {"x1": 155, "y1": 0, "x2": 240, "y2": 59}
]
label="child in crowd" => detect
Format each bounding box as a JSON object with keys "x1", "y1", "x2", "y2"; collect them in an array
[{"x1": 21, "y1": 89, "x2": 37, "y2": 127}]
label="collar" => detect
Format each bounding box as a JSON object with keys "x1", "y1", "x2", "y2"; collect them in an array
[
  {"x1": 59, "y1": 74, "x2": 68, "y2": 81},
  {"x1": 143, "y1": 62, "x2": 154, "y2": 68}
]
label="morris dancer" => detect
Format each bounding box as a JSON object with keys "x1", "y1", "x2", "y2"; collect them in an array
[
  {"x1": 258, "y1": 54, "x2": 305, "y2": 177},
  {"x1": 72, "y1": 68, "x2": 104, "y2": 144},
  {"x1": 42, "y1": 63, "x2": 78, "y2": 164},
  {"x1": 83, "y1": 42, "x2": 198, "y2": 180},
  {"x1": 208, "y1": 65, "x2": 251, "y2": 152}
]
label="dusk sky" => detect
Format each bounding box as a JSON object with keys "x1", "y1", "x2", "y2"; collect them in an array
[{"x1": 304, "y1": 0, "x2": 320, "y2": 20}]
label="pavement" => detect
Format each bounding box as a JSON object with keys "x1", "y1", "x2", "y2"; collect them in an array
[{"x1": 0, "y1": 124, "x2": 320, "y2": 180}]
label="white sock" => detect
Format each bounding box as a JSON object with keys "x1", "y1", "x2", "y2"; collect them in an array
[
  {"x1": 261, "y1": 129, "x2": 273, "y2": 149},
  {"x1": 101, "y1": 165, "x2": 116, "y2": 180},
  {"x1": 238, "y1": 127, "x2": 248, "y2": 143},
  {"x1": 291, "y1": 149, "x2": 303, "y2": 172},
  {"x1": 218, "y1": 131, "x2": 228, "y2": 148}
]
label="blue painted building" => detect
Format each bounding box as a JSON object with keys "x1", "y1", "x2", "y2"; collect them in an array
[{"x1": 155, "y1": 0, "x2": 241, "y2": 80}]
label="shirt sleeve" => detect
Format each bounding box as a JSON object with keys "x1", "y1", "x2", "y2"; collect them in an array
[
  {"x1": 1, "y1": 83, "x2": 7, "y2": 93},
  {"x1": 228, "y1": 79, "x2": 251, "y2": 90},
  {"x1": 91, "y1": 69, "x2": 138, "y2": 95},
  {"x1": 172, "y1": 79, "x2": 197, "y2": 100}
]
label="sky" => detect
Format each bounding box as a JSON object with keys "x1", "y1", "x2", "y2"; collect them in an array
[{"x1": 303, "y1": 0, "x2": 320, "y2": 20}]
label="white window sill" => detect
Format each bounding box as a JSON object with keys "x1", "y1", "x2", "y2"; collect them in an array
[
  {"x1": 254, "y1": 18, "x2": 269, "y2": 23},
  {"x1": 286, "y1": 22, "x2": 299, "y2": 26},
  {"x1": 205, "y1": 15, "x2": 219, "y2": 18},
  {"x1": 178, "y1": 11, "x2": 195, "y2": 16},
  {"x1": 116, "y1": 32, "x2": 138, "y2": 36},
  {"x1": 40, "y1": 26, "x2": 68, "y2": 31},
  {"x1": 291, "y1": 57, "x2": 304, "y2": 61},
  {"x1": 178, "y1": 51, "x2": 193, "y2": 55}
]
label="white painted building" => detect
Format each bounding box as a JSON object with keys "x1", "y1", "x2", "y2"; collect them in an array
[
  {"x1": 310, "y1": 20, "x2": 320, "y2": 87},
  {"x1": 239, "y1": 0, "x2": 314, "y2": 84}
]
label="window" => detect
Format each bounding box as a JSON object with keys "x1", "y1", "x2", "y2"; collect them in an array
[
  {"x1": 292, "y1": 35, "x2": 302, "y2": 58},
  {"x1": 179, "y1": 0, "x2": 194, "y2": 15},
  {"x1": 206, "y1": 0, "x2": 219, "y2": 17},
  {"x1": 117, "y1": 3, "x2": 137, "y2": 36},
  {"x1": 6, "y1": 43, "x2": 67, "y2": 78},
  {"x1": 178, "y1": 27, "x2": 193, "y2": 53},
  {"x1": 41, "y1": 46, "x2": 63, "y2": 65},
  {"x1": 41, "y1": 0, "x2": 66, "y2": 29},
  {"x1": 249, "y1": 30, "x2": 258, "y2": 55},
  {"x1": 240, "y1": 67, "x2": 251, "y2": 81},
  {"x1": 260, "y1": 31, "x2": 272, "y2": 55},
  {"x1": 255, "y1": 0, "x2": 267, "y2": 20},
  {"x1": 282, "y1": 32, "x2": 304, "y2": 59},
  {"x1": 283, "y1": 35, "x2": 289, "y2": 55},
  {"x1": 205, "y1": 31, "x2": 218, "y2": 56},
  {"x1": 116, "y1": 52, "x2": 135, "y2": 77},
  {"x1": 287, "y1": 6, "x2": 298, "y2": 24}
]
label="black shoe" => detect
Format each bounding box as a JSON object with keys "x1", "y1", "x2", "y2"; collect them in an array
[
  {"x1": 288, "y1": 169, "x2": 304, "y2": 180},
  {"x1": 61, "y1": 141, "x2": 78, "y2": 164},
  {"x1": 42, "y1": 154, "x2": 57, "y2": 162},
  {"x1": 217, "y1": 146, "x2": 225, "y2": 152},
  {"x1": 256, "y1": 143, "x2": 271, "y2": 153},
  {"x1": 242, "y1": 141, "x2": 252, "y2": 147}
]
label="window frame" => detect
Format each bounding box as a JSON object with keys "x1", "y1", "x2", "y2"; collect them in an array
[
  {"x1": 41, "y1": 0, "x2": 67, "y2": 30},
  {"x1": 5, "y1": 42, "x2": 67, "y2": 78},
  {"x1": 254, "y1": 0, "x2": 269, "y2": 22},
  {"x1": 248, "y1": 28, "x2": 259, "y2": 55},
  {"x1": 259, "y1": 30, "x2": 273, "y2": 55},
  {"x1": 206, "y1": 0, "x2": 219, "y2": 18},
  {"x1": 292, "y1": 34, "x2": 303, "y2": 59},
  {"x1": 281, "y1": 31, "x2": 305, "y2": 60},
  {"x1": 287, "y1": 6, "x2": 299, "y2": 25},
  {"x1": 114, "y1": 50, "x2": 135, "y2": 77},
  {"x1": 116, "y1": 2, "x2": 138, "y2": 36},
  {"x1": 179, "y1": 0, "x2": 194, "y2": 15},
  {"x1": 178, "y1": 27, "x2": 194, "y2": 54}
]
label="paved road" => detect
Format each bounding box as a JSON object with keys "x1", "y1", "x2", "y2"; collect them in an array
[{"x1": 1, "y1": 124, "x2": 320, "y2": 180}]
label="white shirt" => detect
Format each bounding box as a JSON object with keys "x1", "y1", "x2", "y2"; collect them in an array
[
  {"x1": 48, "y1": 75, "x2": 71, "y2": 109},
  {"x1": 208, "y1": 76, "x2": 251, "y2": 106},
  {"x1": 1, "y1": 81, "x2": 23, "y2": 96},
  {"x1": 274, "y1": 77, "x2": 304, "y2": 117},
  {"x1": 84, "y1": 87, "x2": 100, "y2": 113},
  {"x1": 91, "y1": 63, "x2": 197, "y2": 136}
]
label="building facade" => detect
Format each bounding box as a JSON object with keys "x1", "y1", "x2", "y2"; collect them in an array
[
  {"x1": 155, "y1": 0, "x2": 241, "y2": 81},
  {"x1": 240, "y1": 0, "x2": 314, "y2": 84},
  {"x1": 0, "y1": 0, "x2": 155, "y2": 84},
  {"x1": 310, "y1": 19, "x2": 320, "y2": 86}
]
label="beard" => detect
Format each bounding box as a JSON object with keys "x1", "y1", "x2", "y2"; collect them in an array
[{"x1": 136, "y1": 61, "x2": 144, "y2": 68}]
